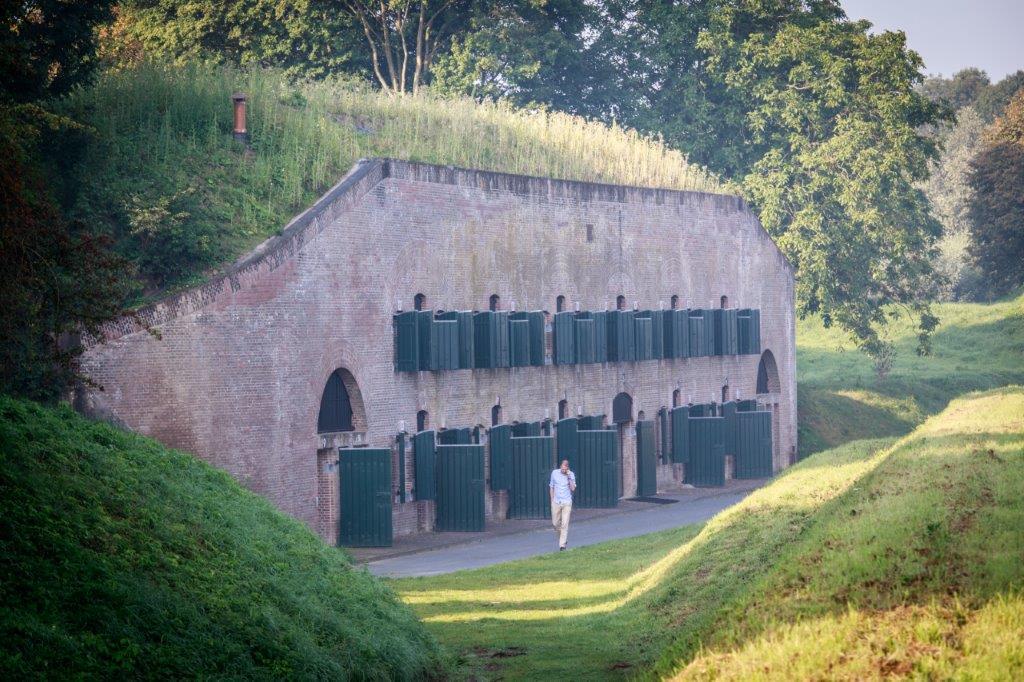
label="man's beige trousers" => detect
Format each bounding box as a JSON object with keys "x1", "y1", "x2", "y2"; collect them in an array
[{"x1": 551, "y1": 501, "x2": 572, "y2": 547}]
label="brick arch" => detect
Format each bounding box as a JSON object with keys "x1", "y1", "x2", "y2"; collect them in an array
[
  {"x1": 756, "y1": 350, "x2": 781, "y2": 395},
  {"x1": 317, "y1": 366, "x2": 367, "y2": 433}
]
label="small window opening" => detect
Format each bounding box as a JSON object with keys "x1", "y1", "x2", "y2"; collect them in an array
[
  {"x1": 722, "y1": 385, "x2": 730, "y2": 403},
  {"x1": 416, "y1": 410, "x2": 429, "y2": 432},
  {"x1": 720, "y1": 295, "x2": 729, "y2": 309},
  {"x1": 489, "y1": 294, "x2": 501, "y2": 311},
  {"x1": 414, "y1": 293, "x2": 427, "y2": 311},
  {"x1": 491, "y1": 404, "x2": 502, "y2": 426},
  {"x1": 670, "y1": 295, "x2": 679, "y2": 310},
  {"x1": 616, "y1": 295, "x2": 626, "y2": 310},
  {"x1": 672, "y1": 389, "x2": 682, "y2": 407},
  {"x1": 558, "y1": 399, "x2": 568, "y2": 420},
  {"x1": 586, "y1": 224, "x2": 594, "y2": 242},
  {"x1": 637, "y1": 410, "x2": 646, "y2": 421},
  {"x1": 556, "y1": 295, "x2": 566, "y2": 312}
]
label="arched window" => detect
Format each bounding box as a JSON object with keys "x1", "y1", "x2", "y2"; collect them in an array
[
  {"x1": 670, "y1": 295, "x2": 679, "y2": 310},
  {"x1": 556, "y1": 295, "x2": 566, "y2": 312},
  {"x1": 612, "y1": 392, "x2": 633, "y2": 424},
  {"x1": 491, "y1": 404, "x2": 502, "y2": 426},
  {"x1": 720, "y1": 295, "x2": 729, "y2": 309},
  {"x1": 672, "y1": 389, "x2": 682, "y2": 407},
  {"x1": 756, "y1": 350, "x2": 781, "y2": 394},
  {"x1": 616, "y1": 295, "x2": 626, "y2": 310},
  {"x1": 317, "y1": 370, "x2": 354, "y2": 433},
  {"x1": 558, "y1": 399, "x2": 568, "y2": 420},
  {"x1": 637, "y1": 410, "x2": 646, "y2": 421},
  {"x1": 414, "y1": 293, "x2": 427, "y2": 311},
  {"x1": 416, "y1": 410, "x2": 429, "y2": 432},
  {"x1": 489, "y1": 294, "x2": 501, "y2": 311}
]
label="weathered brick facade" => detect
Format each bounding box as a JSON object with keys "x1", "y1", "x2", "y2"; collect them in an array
[{"x1": 78, "y1": 158, "x2": 797, "y2": 542}]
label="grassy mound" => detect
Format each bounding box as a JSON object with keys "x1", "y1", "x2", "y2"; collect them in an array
[
  {"x1": 797, "y1": 292, "x2": 1024, "y2": 457},
  {"x1": 49, "y1": 62, "x2": 718, "y2": 298},
  {"x1": 393, "y1": 388, "x2": 1024, "y2": 679},
  {"x1": 0, "y1": 397, "x2": 446, "y2": 679}
]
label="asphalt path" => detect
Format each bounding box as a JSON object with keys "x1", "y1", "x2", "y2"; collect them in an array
[{"x1": 367, "y1": 488, "x2": 754, "y2": 578}]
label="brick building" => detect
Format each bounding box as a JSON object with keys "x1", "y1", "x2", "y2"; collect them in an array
[{"x1": 78, "y1": 158, "x2": 796, "y2": 545}]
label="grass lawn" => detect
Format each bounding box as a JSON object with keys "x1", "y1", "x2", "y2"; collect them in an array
[
  {"x1": 395, "y1": 387, "x2": 1024, "y2": 679},
  {"x1": 796, "y1": 292, "x2": 1024, "y2": 457}
]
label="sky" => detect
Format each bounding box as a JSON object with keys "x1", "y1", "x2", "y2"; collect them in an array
[{"x1": 841, "y1": 0, "x2": 1024, "y2": 81}]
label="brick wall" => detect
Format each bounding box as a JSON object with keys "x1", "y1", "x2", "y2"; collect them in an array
[{"x1": 78, "y1": 158, "x2": 797, "y2": 542}]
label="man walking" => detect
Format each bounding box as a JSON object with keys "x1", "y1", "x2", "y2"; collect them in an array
[{"x1": 549, "y1": 459, "x2": 576, "y2": 551}]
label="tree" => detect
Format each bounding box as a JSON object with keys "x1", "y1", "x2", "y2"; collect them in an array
[
  {"x1": 340, "y1": 0, "x2": 475, "y2": 94},
  {"x1": 592, "y1": 0, "x2": 944, "y2": 362},
  {"x1": 920, "y1": 67, "x2": 990, "y2": 111},
  {"x1": 114, "y1": 0, "x2": 365, "y2": 80},
  {"x1": 0, "y1": 0, "x2": 114, "y2": 103},
  {"x1": 975, "y1": 70, "x2": 1024, "y2": 121},
  {"x1": 968, "y1": 90, "x2": 1024, "y2": 296},
  {"x1": 920, "y1": 107, "x2": 987, "y2": 300}
]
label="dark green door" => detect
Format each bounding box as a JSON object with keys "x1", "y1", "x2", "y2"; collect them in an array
[
  {"x1": 735, "y1": 411, "x2": 774, "y2": 479},
  {"x1": 508, "y1": 437, "x2": 555, "y2": 519},
  {"x1": 556, "y1": 417, "x2": 579, "y2": 467},
  {"x1": 413, "y1": 430, "x2": 436, "y2": 500},
  {"x1": 435, "y1": 444, "x2": 485, "y2": 531},
  {"x1": 685, "y1": 417, "x2": 726, "y2": 486},
  {"x1": 575, "y1": 429, "x2": 618, "y2": 508},
  {"x1": 488, "y1": 424, "x2": 512, "y2": 490},
  {"x1": 338, "y1": 448, "x2": 392, "y2": 547},
  {"x1": 670, "y1": 406, "x2": 689, "y2": 464},
  {"x1": 636, "y1": 420, "x2": 657, "y2": 496}
]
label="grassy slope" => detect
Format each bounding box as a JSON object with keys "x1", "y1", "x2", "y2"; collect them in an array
[
  {"x1": 797, "y1": 293, "x2": 1024, "y2": 457},
  {"x1": 670, "y1": 387, "x2": 1024, "y2": 680},
  {"x1": 394, "y1": 389, "x2": 1023, "y2": 680},
  {"x1": 51, "y1": 62, "x2": 718, "y2": 298},
  {"x1": 0, "y1": 397, "x2": 445, "y2": 679}
]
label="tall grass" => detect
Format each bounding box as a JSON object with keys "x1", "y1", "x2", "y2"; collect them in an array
[{"x1": 54, "y1": 62, "x2": 718, "y2": 296}]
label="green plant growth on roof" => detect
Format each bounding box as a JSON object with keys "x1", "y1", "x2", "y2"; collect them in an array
[
  {"x1": 0, "y1": 396, "x2": 447, "y2": 679},
  {"x1": 48, "y1": 61, "x2": 719, "y2": 300}
]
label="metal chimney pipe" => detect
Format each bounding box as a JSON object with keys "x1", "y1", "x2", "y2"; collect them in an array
[{"x1": 231, "y1": 92, "x2": 248, "y2": 142}]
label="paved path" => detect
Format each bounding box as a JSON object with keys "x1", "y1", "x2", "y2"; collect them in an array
[{"x1": 367, "y1": 486, "x2": 758, "y2": 578}]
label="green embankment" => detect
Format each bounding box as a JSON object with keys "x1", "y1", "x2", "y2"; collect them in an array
[
  {"x1": 394, "y1": 388, "x2": 1024, "y2": 680},
  {"x1": 0, "y1": 397, "x2": 446, "y2": 679},
  {"x1": 50, "y1": 62, "x2": 717, "y2": 299},
  {"x1": 797, "y1": 293, "x2": 1024, "y2": 457}
]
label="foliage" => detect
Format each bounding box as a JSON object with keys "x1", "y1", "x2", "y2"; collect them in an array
[
  {"x1": 974, "y1": 70, "x2": 1024, "y2": 121},
  {"x1": 395, "y1": 387, "x2": 1024, "y2": 679},
  {"x1": 0, "y1": 0, "x2": 114, "y2": 103},
  {"x1": 113, "y1": 0, "x2": 365, "y2": 80},
  {"x1": 0, "y1": 111, "x2": 131, "y2": 401},
  {"x1": 0, "y1": 396, "x2": 447, "y2": 678},
  {"x1": 920, "y1": 107, "x2": 988, "y2": 300},
  {"x1": 968, "y1": 91, "x2": 1024, "y2": 296},
  {"x1": 46, "y1": 61, "x2": 717, "y2": 296}
]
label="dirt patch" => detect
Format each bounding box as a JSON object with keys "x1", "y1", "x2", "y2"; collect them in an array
[{"x1": 471, "y1": 646, "x2": 526, "y2": 659}]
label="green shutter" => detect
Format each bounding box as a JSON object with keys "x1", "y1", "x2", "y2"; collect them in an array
[
  {"x1": 528, "y1": 311, "x2": 545, "y2": 366},
  {"x1": 659, "y1": 407, "x2": 670, "y2": 463},
  {"x1": 722, "y1": 400, "x2": 737, "y2": 455},
  {"x1": 575, "y1": 428, "x2": 619, "y2": 508},
  {"x1": 685, "y1": 417, "x2": 725, "y2": 487},
  {"x1": 636, "y1": 420, "x2": 657, "y2": 496},
  {"x1": 574, "y1": 317, "x2": 595, "y2": 364},
  {"x1": 650, "y1": 310, "x2": 665, "y2": 359},
  {"x1": 554, "y1": 312, "x2": 576, "y2": 365},
  {"x1": 556, "y1": 417, "x2": 579, "y2": 468},
  {"x1": 393, "y1": 312, "x2": 419, "y2": 372},
  {"x1": 509, "y1": 319, "x2": 531, "y2": 367},
  {"x1": 635, "y1": 315, "x2": 653, "y2": 361},
  {"x1": 508, "y1": 436, "x2": 555, "y2": 519},
  {"x1": 735, "y1": 410, "x2": 773, "y2": 479},
  {"x1": 416, "y1": 310, "x2": 433, "y2": 370},
  {"x1": 429, "y1": 319, "x2": 459, "y2": 370},
  {"x1": 592, "y1": 311, "x2": 608, "y2": 362}
]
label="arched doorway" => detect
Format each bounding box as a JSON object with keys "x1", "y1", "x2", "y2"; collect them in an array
[
  {"x1": 756, "y1": 350, "x2": 782, "y2": 469},
  {"x1": 756, "y1": 350, "x2": 780, "y2": 395},
  {"x1": 316, "y1": 368, "x2": 368, "y2": 545}
]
